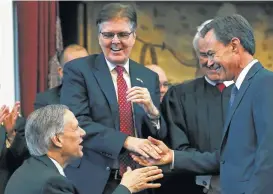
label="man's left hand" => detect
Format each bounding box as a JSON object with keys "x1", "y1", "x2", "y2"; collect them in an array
[
  {"x1": 3, "y1": 102, "x2": 20, "y2": 140},
  {"x1": 126, "y1": 86, "x2": 159, "y2": 117}
]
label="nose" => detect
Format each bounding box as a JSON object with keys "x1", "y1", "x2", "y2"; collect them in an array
[
  {"x1": 111, "y1": 34, "x2": 120, "y2": 44},
  {"x1": 207, "y1": 57, "x2": 214, "y2": 67},
  {"x1": 79, "y1": 127, "x2": 86, "y2": 137}
]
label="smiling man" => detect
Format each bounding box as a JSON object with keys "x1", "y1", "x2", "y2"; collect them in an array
[{"x1": 60, "y1": 3, "x2": 166, "y2": 194}]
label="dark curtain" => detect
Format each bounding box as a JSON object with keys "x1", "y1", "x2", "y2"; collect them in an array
[{"x1": 17, "y1": 1, "x2": 57, "y2": 117}]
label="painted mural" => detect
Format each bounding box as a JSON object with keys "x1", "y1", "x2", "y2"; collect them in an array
[{"x1": 81, "y1": 2, "x2": 273, "y2": 84}]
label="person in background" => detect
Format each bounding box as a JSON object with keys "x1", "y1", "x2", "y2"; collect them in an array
[
  {"x1": 146, "y1": 64, "x2": 169, "y2": 102},
  {"x1": 60, "y1": 3, "x2": 167, "y2": 194},
  {"x1": 0, "y1": 102, "x2": 28, "y2": 193},
  {"x1": 34, "y1": 44, "x2": 89, "y2": 109},
  {"x1": 5, "y1": 105, "x2": 163, "y2": 194}
]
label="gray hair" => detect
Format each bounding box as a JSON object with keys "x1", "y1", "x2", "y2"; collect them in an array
[
  {"x1": 192, "y1": 19, "x2": 213, "y2": 52},
  {"x1": 25, "y1": 105, "x2": 68, "y2": 156},
  {"x1": 96, "y1": 3, "x2": 137, "y2": 33},
  {"x1": 200, "y1": 14, "x2": 255, "y2": 55}
]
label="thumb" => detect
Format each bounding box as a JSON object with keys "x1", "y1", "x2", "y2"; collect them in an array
[
  {"x1": 126, "y1": 166, "x2": 132, "y2": 172},
  {"x1": 148, "y1": 136, "x2": 161, "y2": 145}
]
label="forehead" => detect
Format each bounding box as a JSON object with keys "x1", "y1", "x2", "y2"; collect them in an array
[
  {"x1": 64, "y1": 110, "x2": 77, "y2": 126},
  {"x1": 100, "y1": 18, "x2": 131, "y2": 32},
  {"x1": 203, "y1": 29, "x2": 219, "y2": 51}
]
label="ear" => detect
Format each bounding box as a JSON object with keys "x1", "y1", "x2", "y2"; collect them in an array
[
  {"x1": 230, "y1": 37, "x2": 240, "y2": 54},
  {"x1": 51, "y1": 135, "x2": 63, "y2": 148},
  {"x1": 57, "y1": 67, "x2": 63, "y2": 78}
]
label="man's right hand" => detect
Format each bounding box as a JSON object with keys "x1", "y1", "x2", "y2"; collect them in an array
[
  {"x1": 120, "y1": 166, "x2": 163, "y2": 193},
  {"x1": 124, "y1": 136, "x2": 162, "y2": 159},
  {"x1": 131, "y1": 136, "x2": 173, "y2": 166}
]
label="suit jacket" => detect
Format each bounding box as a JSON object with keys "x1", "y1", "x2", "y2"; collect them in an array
[
  {"x1": 60, "y1": 53, "x2": 167, "y2": 194},
  {"x1": 34, "y1": 85, "x2": 62, "y2": 110},
  {"x1": 0, "y1": 117, "x2": 29, "y2": 194},
  {"x1": 157, "y1": 77, "x2": 232, "y2": 194},
  {"x1": 220, "y1": 62, "x2": 273, "y2": 194}
]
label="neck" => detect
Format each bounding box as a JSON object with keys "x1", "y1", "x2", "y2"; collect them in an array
[
  {"x1": 47, "y1": 151, "x2": 68, "y2": 168},
  {"x1": 233, "y1": 52, "x2": 254, "y2": 82}
]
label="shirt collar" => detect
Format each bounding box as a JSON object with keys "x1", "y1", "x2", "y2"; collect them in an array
[
  {"x1": 105, "y1": 58, "x2": 130, "y2": 74},
  {"x1": 205, "y1": 76, "x2": 234, "y2": 87},
  {"x1": 235, "y1": 59, "x2": 258, "y2": 89},
  {"x1": 49, "y1": 157, "x2": 66, "y2": 177}
]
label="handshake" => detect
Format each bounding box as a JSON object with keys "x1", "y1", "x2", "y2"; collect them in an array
[
  {"x1": 118, "y1": 136, "x2": 174, "y2": 193},
  {"x1": 124, "y1": 136, "x2": 174, "y2": 167}
]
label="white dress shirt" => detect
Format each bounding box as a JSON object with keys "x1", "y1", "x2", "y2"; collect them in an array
[
  {"x1": 49, "y1": 157, "x2": 66, "y2": 177},
  {"x1": 235, "y1": 59, "x2": 258, "y2": 89}
]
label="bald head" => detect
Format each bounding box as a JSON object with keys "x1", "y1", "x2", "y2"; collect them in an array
[
  {"x1": 146, "y1": 64, "x2": 169, "y2": 102},
  {"x1": 58, "y1": 44, "x2": 89, "y2": 78}
]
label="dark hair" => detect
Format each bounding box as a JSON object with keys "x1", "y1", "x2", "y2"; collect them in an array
[
  {"x1": 96, "y1": 3, "x2": 137, "y2": 32},
  {"x1": 200, "y1": 14, "x2": 255, "y2": 55}
]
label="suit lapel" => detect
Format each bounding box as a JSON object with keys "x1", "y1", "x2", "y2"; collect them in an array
[
  {"x1": 0, "y1": 126, "x2": 5, "y2": 157},
  {"x1": 92, "y1": 54, "x2": 119, "y2": 116},
  {"x1": 221, "y1": 62, "x2": 263, "y2": 149}
]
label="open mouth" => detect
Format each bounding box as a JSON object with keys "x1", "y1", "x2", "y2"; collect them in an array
[{"x1": 111, "y1": 45, "x2": 122, "y2": 52}]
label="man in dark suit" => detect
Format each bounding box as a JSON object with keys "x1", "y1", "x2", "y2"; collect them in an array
[
  {"x1": 199, "y1": 14, "x2": 273, "y2": 194},
  {"x1": 60, "y1": 3, "x2": 167, "y2": 194},
  {"x1": 134, "y1": 14, "x2": 273, "y2": 194},
  {"x1": 5, "y1": 105, "x2": 163, "y2": 194},
  {"x1": 0, "y1": 102, "x2": 28, "y2": 193},
  {"x1": 34, "y1": 44, "x2": 89, "y2": 109}
]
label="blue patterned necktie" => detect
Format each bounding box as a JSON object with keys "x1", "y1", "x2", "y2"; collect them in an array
[{"x1": 229, "y1": 85, "x2": 238, "y2": 108}]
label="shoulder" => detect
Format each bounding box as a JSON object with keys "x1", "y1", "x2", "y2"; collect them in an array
[
  {"x1": 64, "y1": 54, "x2": 100, "y2": 71},
  {"x1": 169, "y1": 77, "x2": 205, "y2": 95},
  {"x1": 36, "y1": 85, "x2": 61, "y2": 99},
  {"x1": 42, "y1": 175, "x2": 76, "y2": 194}
]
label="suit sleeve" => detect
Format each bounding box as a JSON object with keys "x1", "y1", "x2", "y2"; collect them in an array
[
  {"x1": 34, "y1": 93, "x2": 48, "y2": 110},
  {"x1": 60, "y1": 63, "x2": 127, "y2": 160},
  {"x1": 112, "y1": 184, "x2": 131, "y2": 194},
  {"x1": 246, "y1": 76, "x2": 273, "y2": 193},
  {"x1": 161, "y1": 86, "x2": 219, "y2": 175},
  {"x1": 42, "y1": 176, "x2": 77, "y2": 194}
]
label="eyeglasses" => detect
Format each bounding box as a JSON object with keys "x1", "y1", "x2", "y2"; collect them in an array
[{"x1": 100, "y1": 31, "x2": 133, "y2": 40}]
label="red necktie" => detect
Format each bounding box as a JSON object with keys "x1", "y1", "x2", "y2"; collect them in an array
[
  {"x1": 216, "y1": 83, "x2": 225, "y2": 92},
  {"x1": 115, "y1": 66, "x2": 136, "y2": 176}
]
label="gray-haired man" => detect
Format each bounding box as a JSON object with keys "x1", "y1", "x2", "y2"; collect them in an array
[{"x1": 5, "y1": 105, "x2": 163, "y2": 194}]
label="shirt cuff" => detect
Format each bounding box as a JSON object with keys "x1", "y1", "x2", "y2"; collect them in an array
[
  {"x1": 196, "y1": 175, "x2": 212, "y2": 190},
  {"x1": 147, "y1": 113, "x2": 160, "y2": 130},
  {"x1": 170, "y1": 150, "x2": 175, "y2": 169}
]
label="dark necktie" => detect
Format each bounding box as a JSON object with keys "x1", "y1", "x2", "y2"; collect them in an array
[
  {"x1": 229, "y1": 85, "x2": 238, "y2": 108},
  {"x1": 216, "y1": 83, "x2": 225, "y2": 92},
  {"x1": 115, "y1": 66, "x2": 136, "y2": 176}
]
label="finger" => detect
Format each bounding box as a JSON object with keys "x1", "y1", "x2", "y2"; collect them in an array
[
  {"x1": 131, "y1": 155, "x2": 151, "y2": 166},
  {"x1": 143, "y1": 183, "x2": 161, "y2": 189},
  {"x1": 126, "y1": 86, "x2": 144, "y2": 94},
  {"x1": 126, "y1": 166, "x2": 132, "y2": 172},
  {"x1": 150, "y1": 143, "x2": 162, "y2": 154},
  {"x1": 143, "y1": 144, "x2": 161, "y2": 159},
  {"x1": 138, "y1": 166, "x2": 159, "y2": 173},
  {"x1": 145, "y1": 173, "x2": 164, "y2": 182},
  {"x1": 135, "y1": 148, "x2": 150, "y2": 158},
  {"x1": 148, "y1": 136, "x2": 162, "y2": 146},
  {"x1": 126, "y1": 91, "x2": 145, "y2": 100}
]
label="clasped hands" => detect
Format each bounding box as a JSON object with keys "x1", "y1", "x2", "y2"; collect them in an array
[{"x1": 124, "y1": 136, "x2": 173, "y2": 166}]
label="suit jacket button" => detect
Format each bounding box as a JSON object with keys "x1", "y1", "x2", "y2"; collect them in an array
[
  {"x1": 106, "y1": 166, "x2": 110, "y2": 171},
  {"x1": 221, "y1": 160, "x2": 225, "y2": 164},
  {"x1": 202, "y1": 181, "x2": 207, "y2": 186}
]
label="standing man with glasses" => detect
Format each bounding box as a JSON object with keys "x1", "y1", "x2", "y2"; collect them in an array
[{"x1": 60, "y1": 3, "x2": 167, "y2": 194}]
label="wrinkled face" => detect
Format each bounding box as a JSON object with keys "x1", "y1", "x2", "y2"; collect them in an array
[
  {"x1": 59, "y1": 110, "x2": 86, "y2": 161},
  {"x1": 158, "y1": 72, "x2": 169, "y2": 102},
  {"x1": 98, "y1": 18, "x2": 136, "y2": 65},
  {"x1": 202, "y1": 29, "x2": 238, "y2": 82}
]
